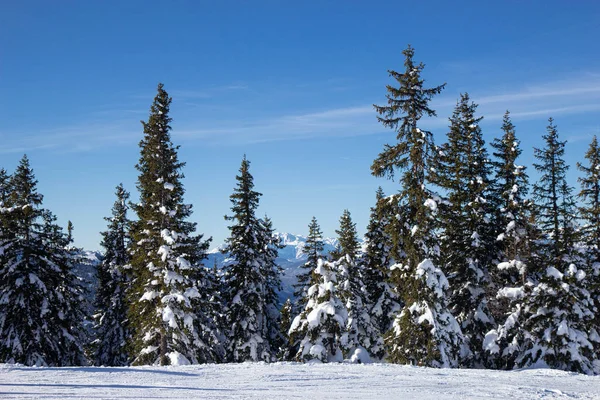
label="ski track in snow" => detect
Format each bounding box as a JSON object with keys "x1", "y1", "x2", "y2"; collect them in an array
[{"x1": 1, "y1": 363, "x2": 599, "y2": 399}]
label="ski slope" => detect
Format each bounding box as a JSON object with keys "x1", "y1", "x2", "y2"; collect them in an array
[{"x1": 1, "y1": 362, "x2": 599, "y2": 399}]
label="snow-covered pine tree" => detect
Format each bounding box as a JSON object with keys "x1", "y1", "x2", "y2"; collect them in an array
[
  {"x1": 93, "y1": 184, "x2": 131, "y2": 366},
  {"x1": 127, "y1": 84, "x2": 213, "y2": 366},
  {"x1": 278, "y1": 298, "x2": 293, "y2": 360},
  {"x1": 372, "y1": 45, "x2": 465, "y2": 367},
  {"x1": 258, "y1": 215, "x2": 284, "y2": 357},
  {"x1": 578, "y1": 136, "x2": 600, "y2": 265},
  {"x1": 487, "y1": 119, "x2": 598, "y2": 374},
  {"x1": 201, "y1": 263, "x2": 226, "y2": 362},
  {"x1": 288, "y1": 258, "x2": 348, "y2": 362},
  {"x1": 362, "y1": 188, "x2": 401, "y2": 341},
  {"x1": 293, "y1": 217, "x2": 324, "y2": 312},
  {"x1": 0, "y1": 167, "x2": 11, "y2": 253},
  {"x1": 577, "y1": 135, "x2": 600, "y2": 352},
  {"x1": 0, "y1": 155, "x2": 87, "y2": 366},
  {"x1": 483, "y1": 112, "x2": 537, "y2": 369},
  {"x1": 334, "y1": 209, "x2": 383, "y2": 362},
  {"x1": 533, "y1": 119, "x2": 578, "y2": 269},
  {"x1": 488, "y1": 112, "x2": 531, "y2": 314},
  {"x1": 429, "y1": 94, "x2": 494, "y2": 367},
  {"x1": 222, "y1": 156, "x2": 282, "y2": 362}
]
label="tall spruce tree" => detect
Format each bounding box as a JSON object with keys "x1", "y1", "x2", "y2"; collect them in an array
[
  {"x1": 372, "y1": 45, "x2": 465, "y2": 367},
  {"x1": 362, "y1": 188, "x2": 401, "y2": 343},
  {"x1": 430, "y1": 94, "x2": 494, "y2": 367},
  {"x1": 489, "y1": 112, "x2": 531, "y2": 301},
  {"x1": 578, "y1": 135, "x2": 600, "y2": 346},
  {"x1": 578, "y1": 136, "x2": 600, "y2": 264},
  {"x1": 293, "y1": 217, "x2": 324, "y2": 311},
  {"x1": 222, "y1": 156, "x2": 282, "y2": 362},
  {"x1": 0, "y1": 155, "x2": 87, "y2": 366},
  {"x1": 127, "y1": 83, "x2": 213, "y2": 366},
  {"x1": 93, "y1": 184, "x2": 131, "y2": 366},
  {"x1": 532, "y1": 118, "x2": 576, "y2": 268}
]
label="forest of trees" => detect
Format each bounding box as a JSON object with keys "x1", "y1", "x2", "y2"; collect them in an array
[{"x1": 1, "y1": 46, "x2": 600, "y2": 374}]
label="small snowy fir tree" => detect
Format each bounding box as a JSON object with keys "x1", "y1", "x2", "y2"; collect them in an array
[
  {"x1": 127, "y1": 84, "x2": 213, "y2": 366},
  {"x1": 429, "y1": 94, "x2": 495, "y2": 367},
  {"x1": 289, "y1": 258, "x2": 348, "y2": 362},
  {"x1": 293, "y1": 217, "x2": 324, "y2": 312},
  {"x1": 334, "y1": 209, "x2": 384, "y2": 362},
  {"x1": 92, "y1": 184, "x2": 131, "y2": 366},
  {"x1": 222, "y1": 156, "x2": 282, "y2": 362},
  {"x1": 277, "y1": 298, "x2": 294, "y2": 360},
  {"x1": 0, "y1": 155, "x2": 87, "y2": 366},
  {"x1": 362, "y1": 188, "x2": 401, "y2": 343},
  {"x1": 372, "y1": 45, "x2": 465, "y2": 367}
]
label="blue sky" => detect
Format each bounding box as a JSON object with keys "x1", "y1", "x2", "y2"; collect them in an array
[{"x1": 1, "y1": 1, "x2": 600, "y2": 250}]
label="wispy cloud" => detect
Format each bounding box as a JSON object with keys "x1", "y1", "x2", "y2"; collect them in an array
[{"x1": 4, "y1": 73, "x2": 600, "y2": 153}]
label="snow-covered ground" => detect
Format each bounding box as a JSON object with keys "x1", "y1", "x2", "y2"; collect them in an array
[{"x1": 1, "y1": 363, "x2": 599, "y2": 399}]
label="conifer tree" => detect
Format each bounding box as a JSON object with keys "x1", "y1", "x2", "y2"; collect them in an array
[
  {"x1": 259, "y1": 215, "x2": 285, "y2": 355},
  {"x1": 0, "y1": 168, "x2": 10, "y2": 206},
  {"x1": 335, "y1": 210, "x2": 360, "y2": 259},
  {"x1": 577, "y1": 135, "x2": 600, "y2": 340},
  {"x1": 293, "y1": 217, "x2": 324, "y2": 311},
  {"x1": 333, "y1": 210, "x2": 383, "y2": 361},
  {"x1": 488, "y1": 112, "x2": 531, "y2": 310},
  {"x1": 278, "y1": 298, "x2": 293, "y2": 360},
  {"x1": 372, "y1": 45, "x2": 464, "y2": 367},
  {"x1": 533, "y1": 118, "x2": 577, "y2": 268},
  {"x1": 93, "y1": 184, "x2": 131, "y2": 366},
  {"x1": 222, "y1": 156, "x2": 282, "y2": 362},
  {"x1": 0, "y1": 155, "x2": 87, "y2": 366},
  {"x1": 362, "y1": 188, "x2": 401, "y2": 341},
  {"x1": 486, "y1": 120, "x2": 598, "y2": 374},
  {"x1": 288, "y1": 259, "x2": 348, "y2": 362},
  {"x1": 430, "y1": 94, "x2": 494, "y2": 367},
  {"x1": 127, "y1": 83, "x2": 213, "y2": 365}
]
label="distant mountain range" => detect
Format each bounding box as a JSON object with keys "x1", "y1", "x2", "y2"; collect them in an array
[
  {"x1": 75, "y1": 233, "x2": 346, "y2": 309},
  {"x1": 206, "y1": 233, "x2": 341, "y2": 303}
]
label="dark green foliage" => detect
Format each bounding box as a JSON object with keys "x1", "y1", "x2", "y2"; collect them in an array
[
  {"x1": 293, "y1": 217, "x2": 324, "y2": 311},
  {"x1": 277, "y1": 298, "x2": 293, "y2": 360},
  {"x1": 430, "y1": 94, "x2": 495, "y2": 366},
  {"x1": 0, "y1": 155, "x2": 87, "y2": 366},
  {"x1": 577, "y1": 135, "x2": 600, "y2": 340},
  {"x1": 578, "y1": 136, "x2": 600, "y2": 261},
  {"x1": 362, "y1": 188, "x2": 401, "y2": 337},
  {"x1": 222, "y1": 156, "x2": 282, "y2": 362},
  {"x1": 488, "y1": 112, "x2": 532, "y2": 314},
  {"x1": 127, "y1": 83, "x2": 212, "y2": 365},
  {"x1": 93, "y1": 184, "x2": 131, "y2": 366},
  {"x1": 533, "y1": 118, "x2": 578, "y2": 267},
  {"x1": 372, "y1": 45, "x2": 463, "y2": 367},
  {"x1": 335, "y1": 210, "x2": 360, "y2": 260}
]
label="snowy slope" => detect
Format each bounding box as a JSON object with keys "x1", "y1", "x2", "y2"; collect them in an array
[
  {"x1": 206, "y1": 233, "x2": 341, "y2": 303},
  {"x1": 1, "y1": 363, "x2": 598, "y2": 399}
]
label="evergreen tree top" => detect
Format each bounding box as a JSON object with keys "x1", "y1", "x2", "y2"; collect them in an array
[
  {"x1": 335, "y1": 209, "x2": 359, "y2": 260},
  {"x1": 371, "y1": 45, "x2": 446, "y2": 182},
  {"x1": 10, "y1": 154, "x2": 43, "y2": 208},
  {"x1": 225, "y1": 155, "x2": 262, "y2": 229}
]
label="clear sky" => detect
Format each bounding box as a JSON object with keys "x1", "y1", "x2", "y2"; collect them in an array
[{"x1": 1, "y1": 1, "x2": 599, "y2": 250}]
